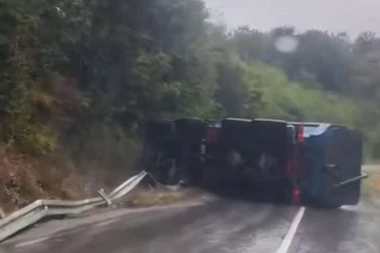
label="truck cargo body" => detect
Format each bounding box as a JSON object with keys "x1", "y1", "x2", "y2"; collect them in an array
[
  {"x1": 200, "y1": 118, "x2": 298, "y2": 203},
  {"x1": 140, "y1": 117, "x2": 365, "y2": 208}
]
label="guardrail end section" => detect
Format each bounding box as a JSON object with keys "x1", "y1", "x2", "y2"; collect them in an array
[{"x1": 0, "y1": 171, "x2": 145, "y2": 243}]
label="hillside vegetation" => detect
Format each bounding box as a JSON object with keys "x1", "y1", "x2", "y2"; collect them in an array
[{"x1": 0, "y1": 0, "x2": 380, "y2": 211}]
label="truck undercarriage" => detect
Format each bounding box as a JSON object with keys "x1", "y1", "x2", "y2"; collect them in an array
[{"x1": 140, "y1": 117, "x2": 366, "y2": 208}]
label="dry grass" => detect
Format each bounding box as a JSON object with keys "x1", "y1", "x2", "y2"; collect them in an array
[
  {"x1": 122, "y1": 187, "x2": 203, "y2": 208},
  {"x1": 365, "y1": 174, "x2": 380, "y2": 198},
  {"x1": 0, "y1": 149, "x2": 89, "y2": 214},
  {"x1": 0, "y1": 144, "x2": 203, "y2": 215},
  {"x1": 361, "y1": 164, "x2": 380, "y2": 198}
]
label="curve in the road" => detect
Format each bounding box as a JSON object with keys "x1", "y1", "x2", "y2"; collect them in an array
[
  {"x1": 2, "y1": 198, "x2": 380, "y2": 253},
  {"x1": 4, "y1": 200, "x2": 299, "y2": 253}
]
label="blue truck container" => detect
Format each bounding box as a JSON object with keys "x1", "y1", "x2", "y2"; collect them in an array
[{"x1": 291, "y1": 122, "x2": 365, "y2": 207}]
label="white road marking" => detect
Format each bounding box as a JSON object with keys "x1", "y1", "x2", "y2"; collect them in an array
[
  {"x1": 14, "y1": 237, "x2": 49, "y2": 248},
  {"x1": 275, "y1": 206, "x2": 305, "y2": 253}
]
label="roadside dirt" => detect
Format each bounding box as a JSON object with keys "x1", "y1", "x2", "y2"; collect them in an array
[
  {"x1": 0, "y1": 147, "x2": 202, "y2": 217},
  {"x1": 0, "y1": 150, "x2": 90, "y2": 214},
  {"x1": 122, "y1": 187, "x2": 203, "y2": 208},
  {"x1": 365, "y1": 175, "x2": 380, "y2": 196}
]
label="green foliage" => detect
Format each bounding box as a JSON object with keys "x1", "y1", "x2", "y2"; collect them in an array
[
  {"x1": 223, "y1": 25, "x2": 380, "y2": 159},
  {"x1": 0, "y1": 0, "x2": 379, "y2": 160},
  {"x1": 239, "y1": 62, "x2": 357, "y2": 125},
  {"x1": 0, "y1": 0, "x2": 60, "y2": 155}
]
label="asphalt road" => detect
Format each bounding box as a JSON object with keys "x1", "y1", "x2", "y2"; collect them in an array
[{"x1": 1, "y1": 196, "x2": 380, "y2": 253}]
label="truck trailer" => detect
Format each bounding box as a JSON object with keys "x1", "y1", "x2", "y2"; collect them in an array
[{"x1": 140, "y1": 117, "x2": 366, "y2": 208}]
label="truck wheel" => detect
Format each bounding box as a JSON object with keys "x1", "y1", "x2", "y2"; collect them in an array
[{"x1": 152, "y1": 158, "x2": 181, "y2": 186}]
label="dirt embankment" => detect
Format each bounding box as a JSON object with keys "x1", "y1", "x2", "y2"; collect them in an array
[
  {"x1": 0, "y1": 150, "x2": 94, "y2": 215},
  {"x1": 0, "y1": 128, "x2": 142, "y2": 216},
  {"x1": 0, "y1": 148, "x2": 202, "y2": 217}
]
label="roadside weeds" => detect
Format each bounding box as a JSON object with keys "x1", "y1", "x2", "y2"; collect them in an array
[
  {"x1": 365, "y1": 174, "x2": 380, "y2": 198},
  {"x1": 122, "y1": 187, "x2": 203, "y2": 208},
  {"x1": 361, "y1": 165, "x2": 380, "y2": 202}
]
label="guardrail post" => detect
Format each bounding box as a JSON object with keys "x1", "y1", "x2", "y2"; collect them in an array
[{"x1": 98, "y1": 189, "x2": 112, "y2": 207}]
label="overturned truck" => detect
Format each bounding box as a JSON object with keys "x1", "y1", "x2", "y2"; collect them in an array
[{"x1": 140, "y1": 117, "x2": 366, "y2": 208}]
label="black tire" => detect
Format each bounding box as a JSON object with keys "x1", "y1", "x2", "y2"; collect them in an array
[{"x1": 148, "y1": 157, "x2": 181, "y2": 186}]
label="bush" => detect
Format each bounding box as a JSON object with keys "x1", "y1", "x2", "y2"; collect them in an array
[{"x1": 239, "y1": 62, "x2": 358, "y2": 126}]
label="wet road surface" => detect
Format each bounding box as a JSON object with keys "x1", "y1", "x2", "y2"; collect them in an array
[
  {"x1": 1, "y1": 198, "x2": 380, "y2": 253},
  {"x1": 288, "y1": 202, "x2": 380, "y2": 253}
]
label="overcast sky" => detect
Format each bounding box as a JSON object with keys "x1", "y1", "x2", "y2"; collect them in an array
[{"x1": 203, "y1": 0, "x2": 380, "y2": 39}]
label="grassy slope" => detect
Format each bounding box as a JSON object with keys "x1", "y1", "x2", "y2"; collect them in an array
[{"x1": 0, "y1": 150, "x2": 92, "y2": 214}]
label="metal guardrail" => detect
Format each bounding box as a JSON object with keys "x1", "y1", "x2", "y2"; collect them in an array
[{"x1": 0, "y1": 171, "x2": 148, "y2": 243}]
